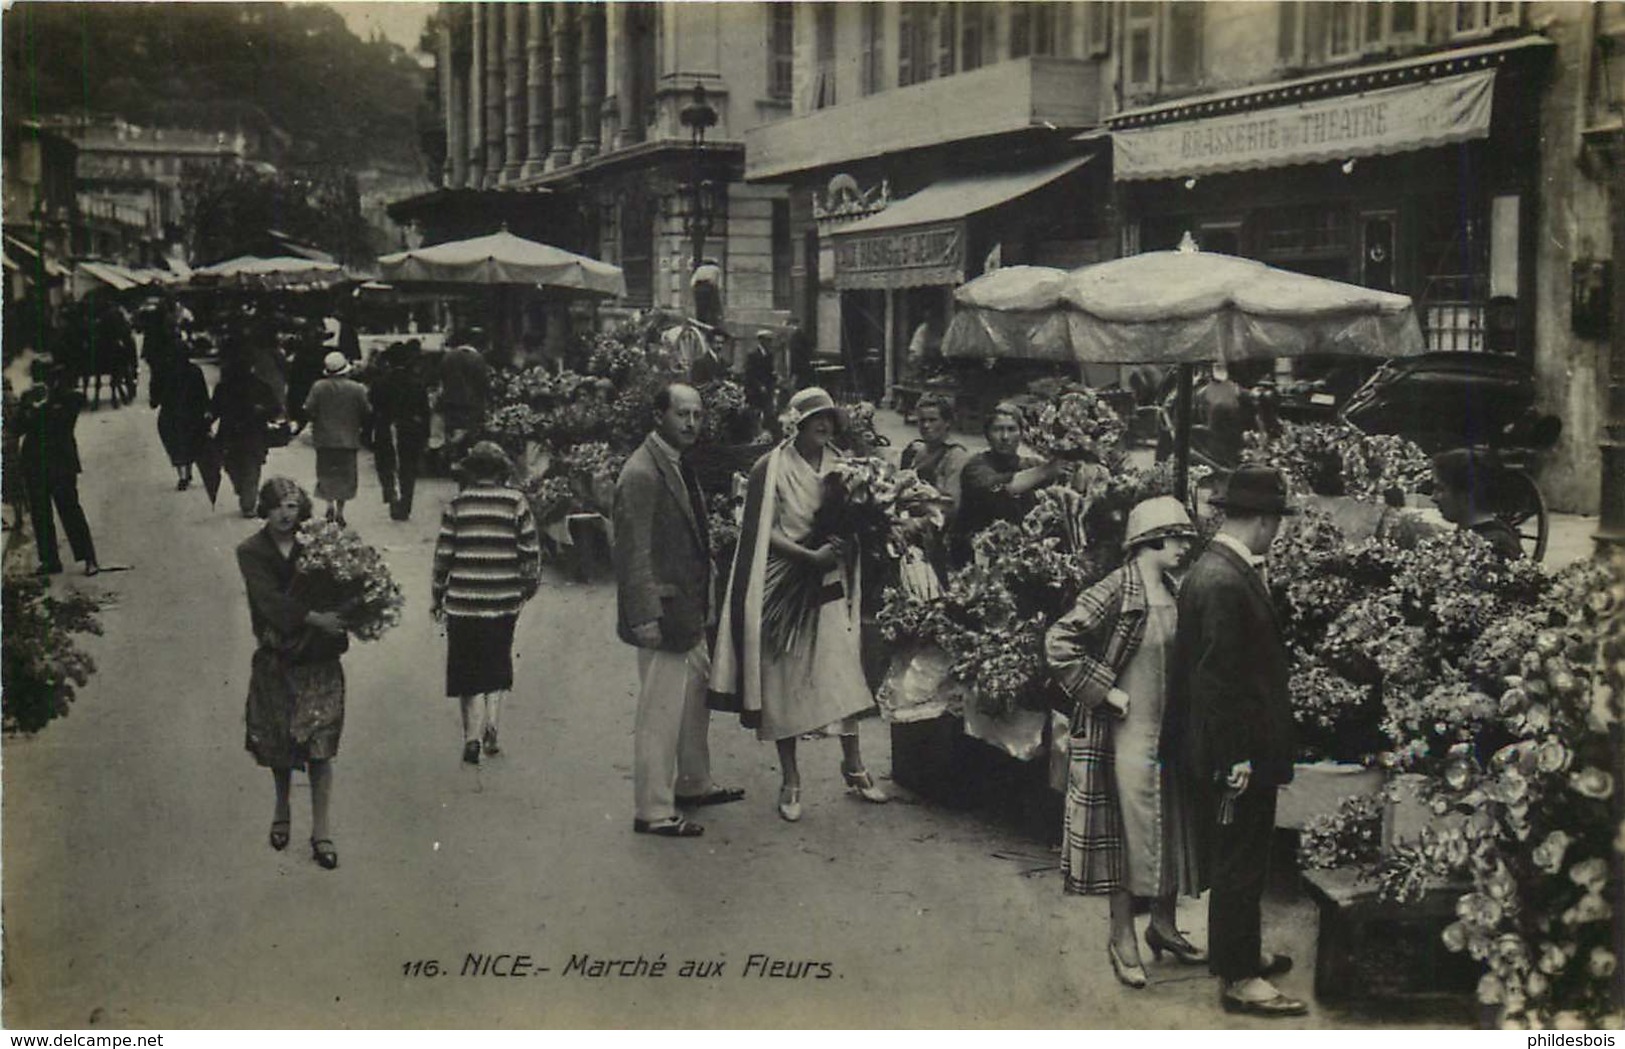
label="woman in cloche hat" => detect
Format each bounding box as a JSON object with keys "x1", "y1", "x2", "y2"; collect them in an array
[
  {"x1": 710, "y1": 387, "x2": 889, "y2": 823},
  {"x1": 1045, "y1": 495, "x2": 1208, "y2": 989}
]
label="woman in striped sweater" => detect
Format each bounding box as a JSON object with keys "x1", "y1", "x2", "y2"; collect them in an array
[{"x1": 432, "y1": 442, "x2": 543, "y2": 764}]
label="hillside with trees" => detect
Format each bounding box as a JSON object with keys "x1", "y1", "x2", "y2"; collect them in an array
[{"x1": 3, "y1": 2, "x2": 429, "y2": 171}]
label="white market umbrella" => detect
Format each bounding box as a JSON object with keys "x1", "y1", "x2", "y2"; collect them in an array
[
  {"x1": 189, "y1": 255, "x2": 351, "y2": 292},
  {"x1": 377, "y1": 229, "x2": 626, "y2": 298}
]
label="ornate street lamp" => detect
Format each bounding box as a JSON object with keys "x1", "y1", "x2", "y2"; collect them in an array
[{"x1": 677, "y1": 82, "x2": 719, "y2": 272}]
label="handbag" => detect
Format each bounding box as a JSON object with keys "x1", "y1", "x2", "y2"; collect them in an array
[{"x1": 265, "y1": 420, "x2": 295, "y2": 449}]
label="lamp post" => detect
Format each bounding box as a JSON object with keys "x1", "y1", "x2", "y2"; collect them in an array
[{"x1": 677, "y1": 81, "x2": 718, "y2": 271}]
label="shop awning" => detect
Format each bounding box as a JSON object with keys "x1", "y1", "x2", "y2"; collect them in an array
[
  {"x1": 831, "y1": 154, "x2": 1093, "y2": 290},
  {"x1": 3, "y1": 235, "x2": 70, "y2": 279},
  {"x1": 76, "y1": 261, "x2": 140, "y2": 292},
  {"x1": 1112, "y1": 69, "x2": 1495, "y2": 181}
]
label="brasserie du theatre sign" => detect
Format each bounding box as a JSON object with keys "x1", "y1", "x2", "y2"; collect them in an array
[{"x1": 1113, "y1": 69, "x2": 1495, "y2": 181}]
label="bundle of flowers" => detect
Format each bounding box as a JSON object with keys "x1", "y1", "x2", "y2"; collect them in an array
[
  {"x1": 2, "y1": 574, "x2": 103, "y2": 734},
  {"x1": 697, "y1": 380, "x2": 752, "y2": 444},
  {"x1": 884, "y1": 469, "x2": 954, "y2": 557},
  {"x1": 554, "y1": 440, "x2": 627, "y2": 514},
  {"x1": 1025, "y1": 389, "x2": 1127, "y2": 462},
  {"x1": 951, "y1": 620, "x2": 1053, "y2": 717},
  {"x1": 293, "y1": 521, "x2": 406, "y2": 641},
  {"x1": 585, "y1": 335, "x2": 649, "y2": 387},
  {"x1": 522, "y1": 473, "x2": 579, "y2": 528},
  {"x1": 1342, "y1": 432, "x2": 1434, "y2": 503},
  {"x1": 843, "y1": 401, "x2": 884, "y2": 454},
  {"x1": 707, "y1": 492, "x2": 744, "y2": 567},
  {"x1": 541, "y1": 396, "x2": 618, "y2": 448},
  {"x1": 1392, "y1": 531, "x2": 1548, "y2": 650},
  {"x1": 1289, "y1": 651, "x2": 1383, "y2": 762},
  {"x1": 1245, "y1": 422, "x2": 1433, "y2": 504},
  {"x1": 1397, "y1": 554, "x2": 1620, "y2": 1028},
  {"x1": 483, "y1": 403, "x2": 546, "y2": 452}
]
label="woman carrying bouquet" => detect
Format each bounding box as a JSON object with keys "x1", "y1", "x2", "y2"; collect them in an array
[
  {"x1": 953, "y1": 402, "x2": 1067, "y2": 566},
  {"x1": 431, "y1": 442, "x2": 542, "y2": 765},
  {"x1": 1044, "y1": 496, "x2": 1207, "y2": 989},
  {"x1": 236, "y1": 477, "x2": 349, "y2": 870},
  {"x1": 710, "y1": 387, "x2": 888, "y2": 822}
]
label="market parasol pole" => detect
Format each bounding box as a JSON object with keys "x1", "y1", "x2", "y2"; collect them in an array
[{"x1": 1173, "y1": 363, "x2": 1194, "y2": 504}]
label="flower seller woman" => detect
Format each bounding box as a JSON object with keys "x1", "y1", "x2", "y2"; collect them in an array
[
  {"x1": 710, "y1": 387, "x2": 889, "y2": 823},
  {"x1": 952, "y1": 401, "x2": 1067, "y2": 566},
  {"x1": 236, "y1": 477, "x2": 349, "y2": 870}
]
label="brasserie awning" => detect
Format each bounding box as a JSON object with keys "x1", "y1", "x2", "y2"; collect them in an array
[
  {"x1": 830, "y1": 154, "x2": 1093, "y2": 290},
  {"x1": 1102, "y1": 34, "x2": 1553, "y2": 182}
]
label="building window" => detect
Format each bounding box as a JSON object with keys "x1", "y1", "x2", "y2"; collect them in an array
[
  {"x1": 899, "y1": 3, "x2": 931, "y2": 86},
  {"x1": 936, "y1": 3, "x2": 957, "y2": 78},
  {"x1": 1278, "y1": 1, "x2": 1303, "y2": 66},
  {"x1": 620, "y1": 196, "x2": 654, "y2": 307},
  {"x1": 1126, "y1": 2, "x2": 1157, "y2": 89},
  {"x1": 1009, "y1": 2, "x2": 1059, "y2": 59},
  {"x1": 1451, "y1": 1, "x2": 1517, "y2": 38},
  {"x1": 1165, "y1": 2, "x2": 1202, "y2": 85},
  {"x1": 811, "y1": 3, "x2": 838, "y2": 109},
  {"x1": 860, "y1": 3, "x2": 884, "y2": 96},
  {"x1": 1417, "y1": 195, "x2": 1490, "y2": 351},
  {"x1": 767, "y1": 4, "x2": 793, "y2": 100},
  {"x1": 960, "y1": 4, "x2": 994, "y2": 70},
  {"x1": 771, "y1": 198, "x2": 793, "y2": 310},
  {"x1": 1085, "y1": 1, "x2": 1113, "y2": 57},
  {"x1": 1325, "y1": 1, "x2": 1358, "y2": 58}
]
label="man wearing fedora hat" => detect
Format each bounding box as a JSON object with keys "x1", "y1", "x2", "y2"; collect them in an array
[
  {"x1": 1167, "y1": 464, "x2": 1306, "y2": 1017},
  {"x1": 303, "y1": 351, "x2": 371, "y2": 527}
]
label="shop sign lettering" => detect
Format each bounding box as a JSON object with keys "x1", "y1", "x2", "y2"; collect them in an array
[
  {"x1": 1114, "y1": 69, "x2": 1495, "y2": 181},
  {"x1": 834, "y1": 224, "x2": 962, "y2": 277}
]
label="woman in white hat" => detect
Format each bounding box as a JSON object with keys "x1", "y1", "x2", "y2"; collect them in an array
[
  {"x1": 710, "y1": 387, "x2": 888, "y2": 822},
  {"x1": 1044, "y1": 496, "x2": 1207, "y2": 989},
  {"x1": 302, "y1": 351, "x2": 371, "y2": 526}
]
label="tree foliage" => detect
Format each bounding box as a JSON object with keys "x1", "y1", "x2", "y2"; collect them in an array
[
  {"x1": 181, "y1": 162, "x2": 372, "y2": 267},
  {"x1": 3, "y1": 2, "x2": 426, "y2": 169}
]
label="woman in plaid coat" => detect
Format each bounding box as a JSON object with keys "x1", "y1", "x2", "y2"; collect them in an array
[{"x1": 1045, "y1": 496, "x2": 1207, "y2": 989}]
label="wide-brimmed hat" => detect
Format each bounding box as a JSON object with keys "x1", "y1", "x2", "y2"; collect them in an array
[
  {"x1": 783, "y1": 386, "x2": 847, "y2": 432},
  {"x1": 1210, "y1": 465, "x2": 1299, "y2": 517},
  {"x1": 457, "y1": 440, "x2": 512, "y2": 481},
  {"x1": 323, "y1": 351, "x2": 350, "y2": 377},
  {"x1": 1123, "y1": 496, "x2": 1197, "y2": 551}
]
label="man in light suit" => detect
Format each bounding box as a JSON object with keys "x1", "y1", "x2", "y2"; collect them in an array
[
  {"x1": 612, "y1": 383, "x2": 743, "y2": 837},
  {"x1": 1167, "y1": 465, "x2": 1306, "y2": 1017}
]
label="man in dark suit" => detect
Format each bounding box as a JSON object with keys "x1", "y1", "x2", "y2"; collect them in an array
[
  {"x1": 1167, "y1": 465, "x2": 1305, "y2": 1017},
  {"x1": 612, "y1": 383, "x2": 742, "y2": 838}
]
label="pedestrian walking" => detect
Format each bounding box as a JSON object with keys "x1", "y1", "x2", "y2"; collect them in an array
[
  {"x1": 211, "y1": 353, "x2": 279, "y2": 518},
  {"x1": 370, "y1": 341, "x2": 432, "y2": 521},
  {"x1": 150, "y1": 354, "x2": 210, "y2": 491},
  {"x1": 1045, "y1": 496, "x2": 1207, "y2": 990},
  {"x1": 302, "y1": 352, "x2": 370, "y2": 526},
  {"x1": 431, "y1": 442, "x2": 542, "y2": 765},
  {"x1": 611, "y1": 384, "x2": 742, "y2": 838},
  {"x1": 952, "y1": 402, "x2": 1066, "y2": 566},
  {"x1": 438, "y1": 341, "x2": 491, "y2": 463},
  {"x1": 710, "y1": 387, "x2": 888, "y2": 823},
  {"x1": 1429, "y1": 447, "x2": 1524, "y2": 560},
  {"x1": 1166, "y1": 465, "x2": 1304, "y2": 1017},
  {"x1": 743, "y1": 331, "x2": 778, "y2": 428},
  {"x1": 17, "y1": 359, "x2": 99, "y2": 576},
  {"x1": 236, "y1": 477, "x2": 349, "y2": 870}
]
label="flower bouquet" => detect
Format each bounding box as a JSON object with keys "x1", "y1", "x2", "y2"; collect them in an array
[
  {"x1": 483, "y1": 403, "x2": 545, "y2": 455},
  {"x1": 1025, "y1": 390, "x2": 1127, "y2": 462},
  {"x1": 2, "y1": 574, "x2": 103, "y2": 734},
  {"x1": 555, "y1": 440, "x2": 627, "y2": 515},
  {"x1": 293, "y1": 520, "x2": 406, "y2": 643},
  {"x1": 522, "y1": 473, "x2": 579, "y2": 528},
  {"x1": 697, "y1": 380, "x2": 752, "y2": 445}
]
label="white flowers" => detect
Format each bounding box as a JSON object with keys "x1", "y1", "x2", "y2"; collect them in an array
[{"x1": 1531, "y1": 830, "x2": 1571, "y2": 875}]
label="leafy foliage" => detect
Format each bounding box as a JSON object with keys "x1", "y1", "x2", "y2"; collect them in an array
[
  {"x1": 2, "y1": 575, "x2": 104, "y2": 734},
  {"x1": 3, "y1": 3, "x2": 427, "y2": 169}
]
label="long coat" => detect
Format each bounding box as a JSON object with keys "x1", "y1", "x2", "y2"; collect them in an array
[
  {"x1": 611, "y1": 433, "x2": 711, "y2": 653},
  {"x1": 1165, "y1": 540, "x2": 1297, "y2": 789}
]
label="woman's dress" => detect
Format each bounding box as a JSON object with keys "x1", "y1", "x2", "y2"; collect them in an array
[
  {"x1": 155, "y1": 361, "x2": 210, "y2": 468},
  {"x1": 1111, "y1": 595, "x2": 1202, "y2": 897},
  {"x1": 237, "y1": 529, "x2": 346, "y2": 769},
  {"x1": 710, "y1": 443, "x2": 875, "y2": 742}
]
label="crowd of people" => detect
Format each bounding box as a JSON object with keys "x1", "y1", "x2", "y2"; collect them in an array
[{"x1": 3, "y1": 291, "x2": 1531, "y2": 1018}]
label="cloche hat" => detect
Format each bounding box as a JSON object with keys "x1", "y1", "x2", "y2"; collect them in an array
[
  {"x1": 1123, "y1": 496, "x2": 1197, "y2": 552},
  {"x1": 322, "y1": 351, "x2": 351, "y2": 377},
  {"x1": 783, "y1": 386, "x2": 847, "y2": 432}
]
